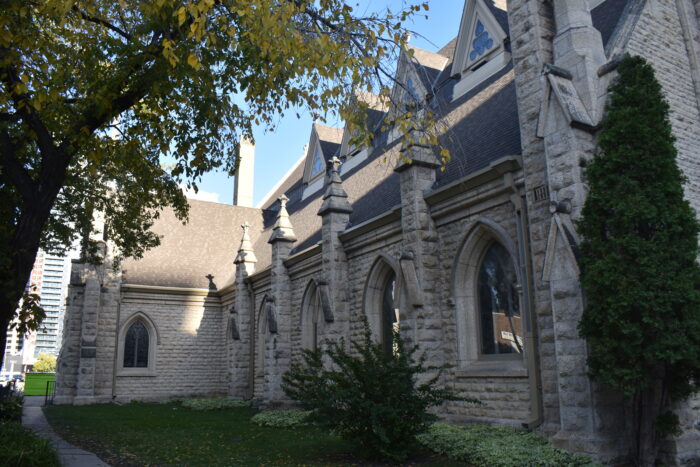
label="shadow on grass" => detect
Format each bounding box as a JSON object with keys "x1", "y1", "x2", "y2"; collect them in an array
[{"x1": 44, "y1": 403, "x2": 469, "y2": 466}]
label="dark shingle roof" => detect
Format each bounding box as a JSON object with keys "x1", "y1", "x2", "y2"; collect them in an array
[
  {"x1": 434, "y1": 64, "x2": 521, "y2": 188},
  {"x1": 591, "y1": 0, "x2": 630, "y2": 47},
  {"x1": 121, "y1": 200, "x2": 263, "y2": 290}
]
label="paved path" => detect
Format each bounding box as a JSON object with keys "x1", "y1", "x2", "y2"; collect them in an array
[{"x1": 22, "y1": 396, "x2": 110, "y2": 467}]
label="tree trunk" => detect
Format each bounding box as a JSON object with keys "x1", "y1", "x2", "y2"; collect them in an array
[
  {"x1": 0, "y1": 313, "x2": 9, "y2": 372},
  {"x1": 634, "y1": 364, "x2": 668, "y2": 467},
  {"x1": 0, "y1": 206, "x2": 51, "y2": 370}
]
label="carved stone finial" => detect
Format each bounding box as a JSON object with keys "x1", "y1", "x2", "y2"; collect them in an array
[
  {"x1": 269, "y1": 194, "x2": 297, "y2": 243},
  {"x1": 330, "y1": 156, "x2": 342, "y2": 173},
  {"x1": 235, "y1": 220, "x2": 257, "y2": 264},
  {"x1": 318, "y1": 157, "x2": 352, "y2": 216}
]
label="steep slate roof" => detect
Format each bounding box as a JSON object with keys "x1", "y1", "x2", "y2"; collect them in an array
[
  {"x1": 125, "y1": 0, "x2": 633, "y2": 287},
  {"x1": 591, "y1": 0, "x2": 630, "y2": 47},
  {"x1": 408, "y1": 46, "x2": 449, "y2": 91},
  {"x1": 121, "y1": 200, "x2": 263, "y2": 290}
]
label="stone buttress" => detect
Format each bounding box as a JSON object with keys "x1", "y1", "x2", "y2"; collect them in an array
[
  {"x1": 394, "y1": 130, "x2": 442, "y2": 361},
  {"x1": 55, "y1": 241, "x2": 120, "y2": 405},
  {"x1": 264, "y1": 195, "x2": 297, "y2": 402},
  {"x1": 507, "y1": 0, "x2": 626, "y2": 460},
  {"x1": 230, "y1": 222, "x2": 257, "y2": 399},
  {"x1": 317, "y1": 156, "x2": 352, "y2": 341}
]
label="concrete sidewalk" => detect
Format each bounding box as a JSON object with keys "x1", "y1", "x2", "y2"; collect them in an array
[{"x1": 22, "y1": 396, "x2": 110, "y2": 467}]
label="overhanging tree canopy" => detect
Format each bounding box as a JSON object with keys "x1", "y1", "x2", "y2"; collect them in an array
[{"x1": 0, "y1": 0, "x2": 430, "y2": 367}]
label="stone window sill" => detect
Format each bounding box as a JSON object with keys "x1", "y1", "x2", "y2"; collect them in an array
[
  {"x1": 455, "y1": 360, "x2": 527, "y2": 378},
  {"x1": 117, "y1": 368, "x2": 157, "y2": 377}
]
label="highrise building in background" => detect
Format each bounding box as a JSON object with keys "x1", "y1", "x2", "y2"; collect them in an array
[
  {"x1": 33, "y1": 251, "x2": 72, "y2": 356},
  {"x1": 1, "y1": 249, "x2": 72, "y2": 377}
]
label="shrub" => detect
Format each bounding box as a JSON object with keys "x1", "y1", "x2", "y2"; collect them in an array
[
  {"x1": 282, "y1": 323, "x2": 472, "y2": 462},
  {"x1": 0, "y1": 393, "x2": 23, "y2": 423},
  {"x1": 177, "y1": 397, "x2": 249, "y2": 411},
  {"x1": 578, "y1": 55, "x2": 700, "y2": 463},
  {"x1": 251, "y1": 409, "x2": 311, "y2": 428},
  {"x1": 417, "y1": 423, "x2": 598, "y2": 467},
  {"x1": 0, "y1": 421, "x2": 60, "y2": 467}
]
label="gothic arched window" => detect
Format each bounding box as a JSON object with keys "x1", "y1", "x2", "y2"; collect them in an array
[
  {"x1": 477, "y1": 242, "x2": 522, "y2": 355},
  {"x1": 301, "y1": 283, "x2": 322, "y2": 350},
  {"x1": 124, "y1": 320, "x2": 149, "y2": 368}
]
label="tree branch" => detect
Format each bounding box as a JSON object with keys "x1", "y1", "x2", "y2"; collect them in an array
[
  {"x1": 71, "y1": 6, "x2": 132, "y2": 42},
  {"x1": 0, "y1": 129, "x2": 37, "y2": 205},
  {"x1": 0, "y1": 50, "x2": 59, "y2": 165}
]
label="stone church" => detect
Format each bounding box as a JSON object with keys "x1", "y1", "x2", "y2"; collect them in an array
[{"x1": 55, "y1": 0, "x2": 700, "y2": 463}]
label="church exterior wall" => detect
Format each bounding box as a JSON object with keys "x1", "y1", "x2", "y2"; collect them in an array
[
  {"x1": 113, "y1": 288, "x2": 228, "y2": 401},
  {"x1": 55, "y1": 1, "x2": 700, "y2": 463},
  {"x1": 625, "y1": 0, "x2": 700, "y2": 461}
]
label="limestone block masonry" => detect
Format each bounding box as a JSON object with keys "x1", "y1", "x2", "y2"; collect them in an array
[{"x1": 55, "y1": 1, "x2": 700, "y2": 464}]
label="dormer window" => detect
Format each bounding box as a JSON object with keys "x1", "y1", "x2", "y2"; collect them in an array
[
  {"x1": 452, "y1": 0, "x2": 509, "y2": 100},
  {"x1": 310, "y1": 146, "x2": 325, "y2": 178},
  {"x1": 301, "y1": 123, "x2": 343, "y2": 199}
]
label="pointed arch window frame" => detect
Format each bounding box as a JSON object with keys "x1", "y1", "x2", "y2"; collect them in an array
[
  {"x1": 451, "y1": 219, "x2": 529, "y2": 377},
  {"x1": 362, "y1": 254, "x2": 409, "y2": 354},
  {"x1": 117, "y1": 312, "x2": 160, "y2": 377}
]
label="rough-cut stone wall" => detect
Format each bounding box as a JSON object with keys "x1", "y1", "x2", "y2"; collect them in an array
[
  {"x1": 625, "y1": 0, "x2": 700, "y2": 462},
  {"x1": 434, "y1": 186, "x2": 531, "y2": 426},
  {"x1": 627, "y1": 0, "x2": 700, "y2": 217},
  {"x1": 506, "y1": 0, "x2": 560, "y2": 436},
  {"x1": 55, "y1": 258, "x2": 120, "y2": 405},
  {"x1": 114, "y1": 290, "x2": 227, "y2": 401},
  {"x1": 54, "y1": 263, "x2": 84, "y2": 404}
]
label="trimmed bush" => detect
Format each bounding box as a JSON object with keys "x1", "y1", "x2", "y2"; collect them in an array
[
  {"x1": 176, "y1": 397, "x2": 249, "y2": 411},
  {"x1": 251, "y1": 409, "x2": 311, "y2": 428},
  {"x1": 282, "y1": 323, "x2": 471, "y2": 462},
  {"x1": 0, "y1": 421, "x2": 60, "y2": 467},
  {"x1": 417, "y1": 423, "x2": 598, "y2": 467}
]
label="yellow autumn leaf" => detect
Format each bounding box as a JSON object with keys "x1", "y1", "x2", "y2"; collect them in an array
[{"x1": 187, "y1": 53, "x2": 201, "y2": 71}]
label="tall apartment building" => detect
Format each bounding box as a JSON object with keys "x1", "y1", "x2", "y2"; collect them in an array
[
  {"x1": 34, "y1": 251, "x2": 72, "y2": 356},
  {"x1": 1, "y1": 250, "x2": 72, "y2": 376}
]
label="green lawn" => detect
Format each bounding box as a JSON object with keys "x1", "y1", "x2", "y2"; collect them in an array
[{"x1": 44, "y1": 402, "x2": 468, "y2": 466}]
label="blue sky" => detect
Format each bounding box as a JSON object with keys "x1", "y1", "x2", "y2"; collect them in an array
[{"x1": 188, "y1": 1, "x2": 463, "y2": 206}]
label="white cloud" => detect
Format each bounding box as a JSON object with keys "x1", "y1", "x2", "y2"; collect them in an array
[{"x1": 179, "y1": 184, "x2": 221, "y2": 203}]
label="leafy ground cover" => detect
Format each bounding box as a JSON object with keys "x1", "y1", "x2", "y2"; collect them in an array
[
  {"x1": 44, "y1": 402, "x2": 467, "y2": 466},
  {"x1": 417, "y1": 423, "x2": 599, "y2": 467}
]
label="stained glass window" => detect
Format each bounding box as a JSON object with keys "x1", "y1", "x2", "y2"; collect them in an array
[
  {"x1": 310, "y1": 146, "x2": 325, "y2": 177},
  {"x1": 477, "y1": 243, "x2": 522, "y2": 355},
  {"x1": 124, "y1": 321, "x2": 149, "y2": 368},
  {"x1": 469, "y1": 19, "x2": 494, "y2": 62}
]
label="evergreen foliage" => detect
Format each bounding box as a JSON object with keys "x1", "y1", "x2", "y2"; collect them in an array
[
  {"x1": 578, "y1": 55, "x2": 700, "y2": 450},
  {"x1": 282, "y1": 324, "x2": 471, "y2": 462}
]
